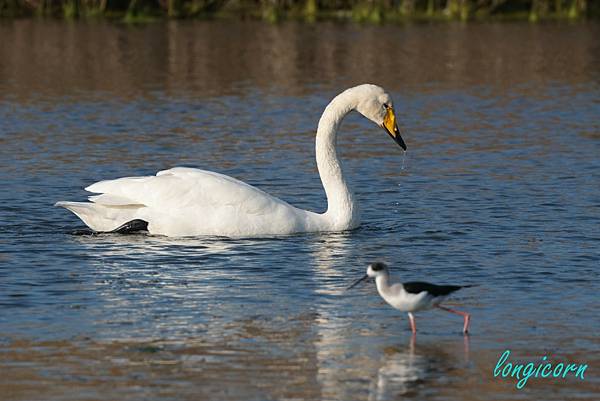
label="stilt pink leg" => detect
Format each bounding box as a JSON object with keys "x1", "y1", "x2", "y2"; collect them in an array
[
  {"x1": 407, "y1": 312, "x2": 417, "y2": 334},
  {"x1": 409, "y1": 332, "x2": 416, "y2": 350},
  {"x1": 436, "y1": 305, "x2": 471, "y2": 334}
]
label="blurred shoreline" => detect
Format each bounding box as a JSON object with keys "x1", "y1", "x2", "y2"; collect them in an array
[{"x1": 0, "y1": 0, "x2": 598, "y2": 23}]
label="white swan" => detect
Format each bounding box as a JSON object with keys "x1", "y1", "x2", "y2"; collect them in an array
[{"x1": 56, "y1": 84, "x2": 406, "y2": 237}]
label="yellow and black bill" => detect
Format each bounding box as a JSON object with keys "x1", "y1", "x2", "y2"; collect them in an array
[{"x1": 382, "y1": 107, "x2": 407, "y2": 151}]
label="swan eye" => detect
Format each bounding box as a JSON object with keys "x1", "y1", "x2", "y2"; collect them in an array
[{"x1": 383, "y1": 103, "x2": 391, "y2": 110}]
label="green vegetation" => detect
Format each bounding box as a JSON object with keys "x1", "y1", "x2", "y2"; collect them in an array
[{"x1": 0, "y1": 0, "x2": 597, "y2": 21}]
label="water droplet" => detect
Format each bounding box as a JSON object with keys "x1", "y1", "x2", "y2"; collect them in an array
[{"x1": 401, "y1": 150, "x2": 407, "y2": 171}]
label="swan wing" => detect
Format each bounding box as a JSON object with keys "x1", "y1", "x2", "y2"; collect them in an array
[
  {"x1": 86, "y1": 167, "x2": 287, "y2": 213},
  {"x1": 82, "y1": 167, "x2": 305, "y2": 236},
  {"x1": 157, "y1": 167, "x2": 287, "y2": 214}
]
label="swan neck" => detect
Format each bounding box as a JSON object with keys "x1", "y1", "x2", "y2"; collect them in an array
[{"x1": 316, "y1": 92, "x2": 359, "y2": 229}]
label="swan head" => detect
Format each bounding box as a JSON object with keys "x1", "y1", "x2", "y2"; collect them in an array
[{"x1": 353, "y1": 84, "x2": 407, "y2": 151}]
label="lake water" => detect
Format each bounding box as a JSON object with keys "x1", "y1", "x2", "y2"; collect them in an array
[{"x1": 1, "y1": 20, "x2": 599, "y2": 400}]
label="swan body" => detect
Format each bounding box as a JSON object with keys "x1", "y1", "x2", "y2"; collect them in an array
[{"x1": 56, "y1": 84, "x2": 406, "y2": 237}]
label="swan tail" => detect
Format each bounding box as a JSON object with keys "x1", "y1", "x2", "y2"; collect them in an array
[{"x1": 55, "y1": 201, "x2": 144, "y2": 232}]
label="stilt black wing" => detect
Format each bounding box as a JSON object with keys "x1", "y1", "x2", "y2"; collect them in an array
[{"x1": 402, "y1": 282, "x2": 463, "y2": 297}]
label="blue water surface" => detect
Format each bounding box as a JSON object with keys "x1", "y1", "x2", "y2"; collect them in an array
[{"x1": 0, "y1": 20, "x2": 599, "y2": 401}]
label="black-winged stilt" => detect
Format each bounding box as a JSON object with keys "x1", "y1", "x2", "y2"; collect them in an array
[{"x1": 348, "y1": 262, "x2": 475, "y2": 334}]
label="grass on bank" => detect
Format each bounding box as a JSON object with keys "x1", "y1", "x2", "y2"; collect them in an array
[{"x1": 0, "y1": 0, "x2": 597, "y2": 22}]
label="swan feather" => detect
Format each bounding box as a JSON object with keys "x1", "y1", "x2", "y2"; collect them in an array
[{"x1": 73, "y1": 167, "x2": 313, "y2": 236}]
